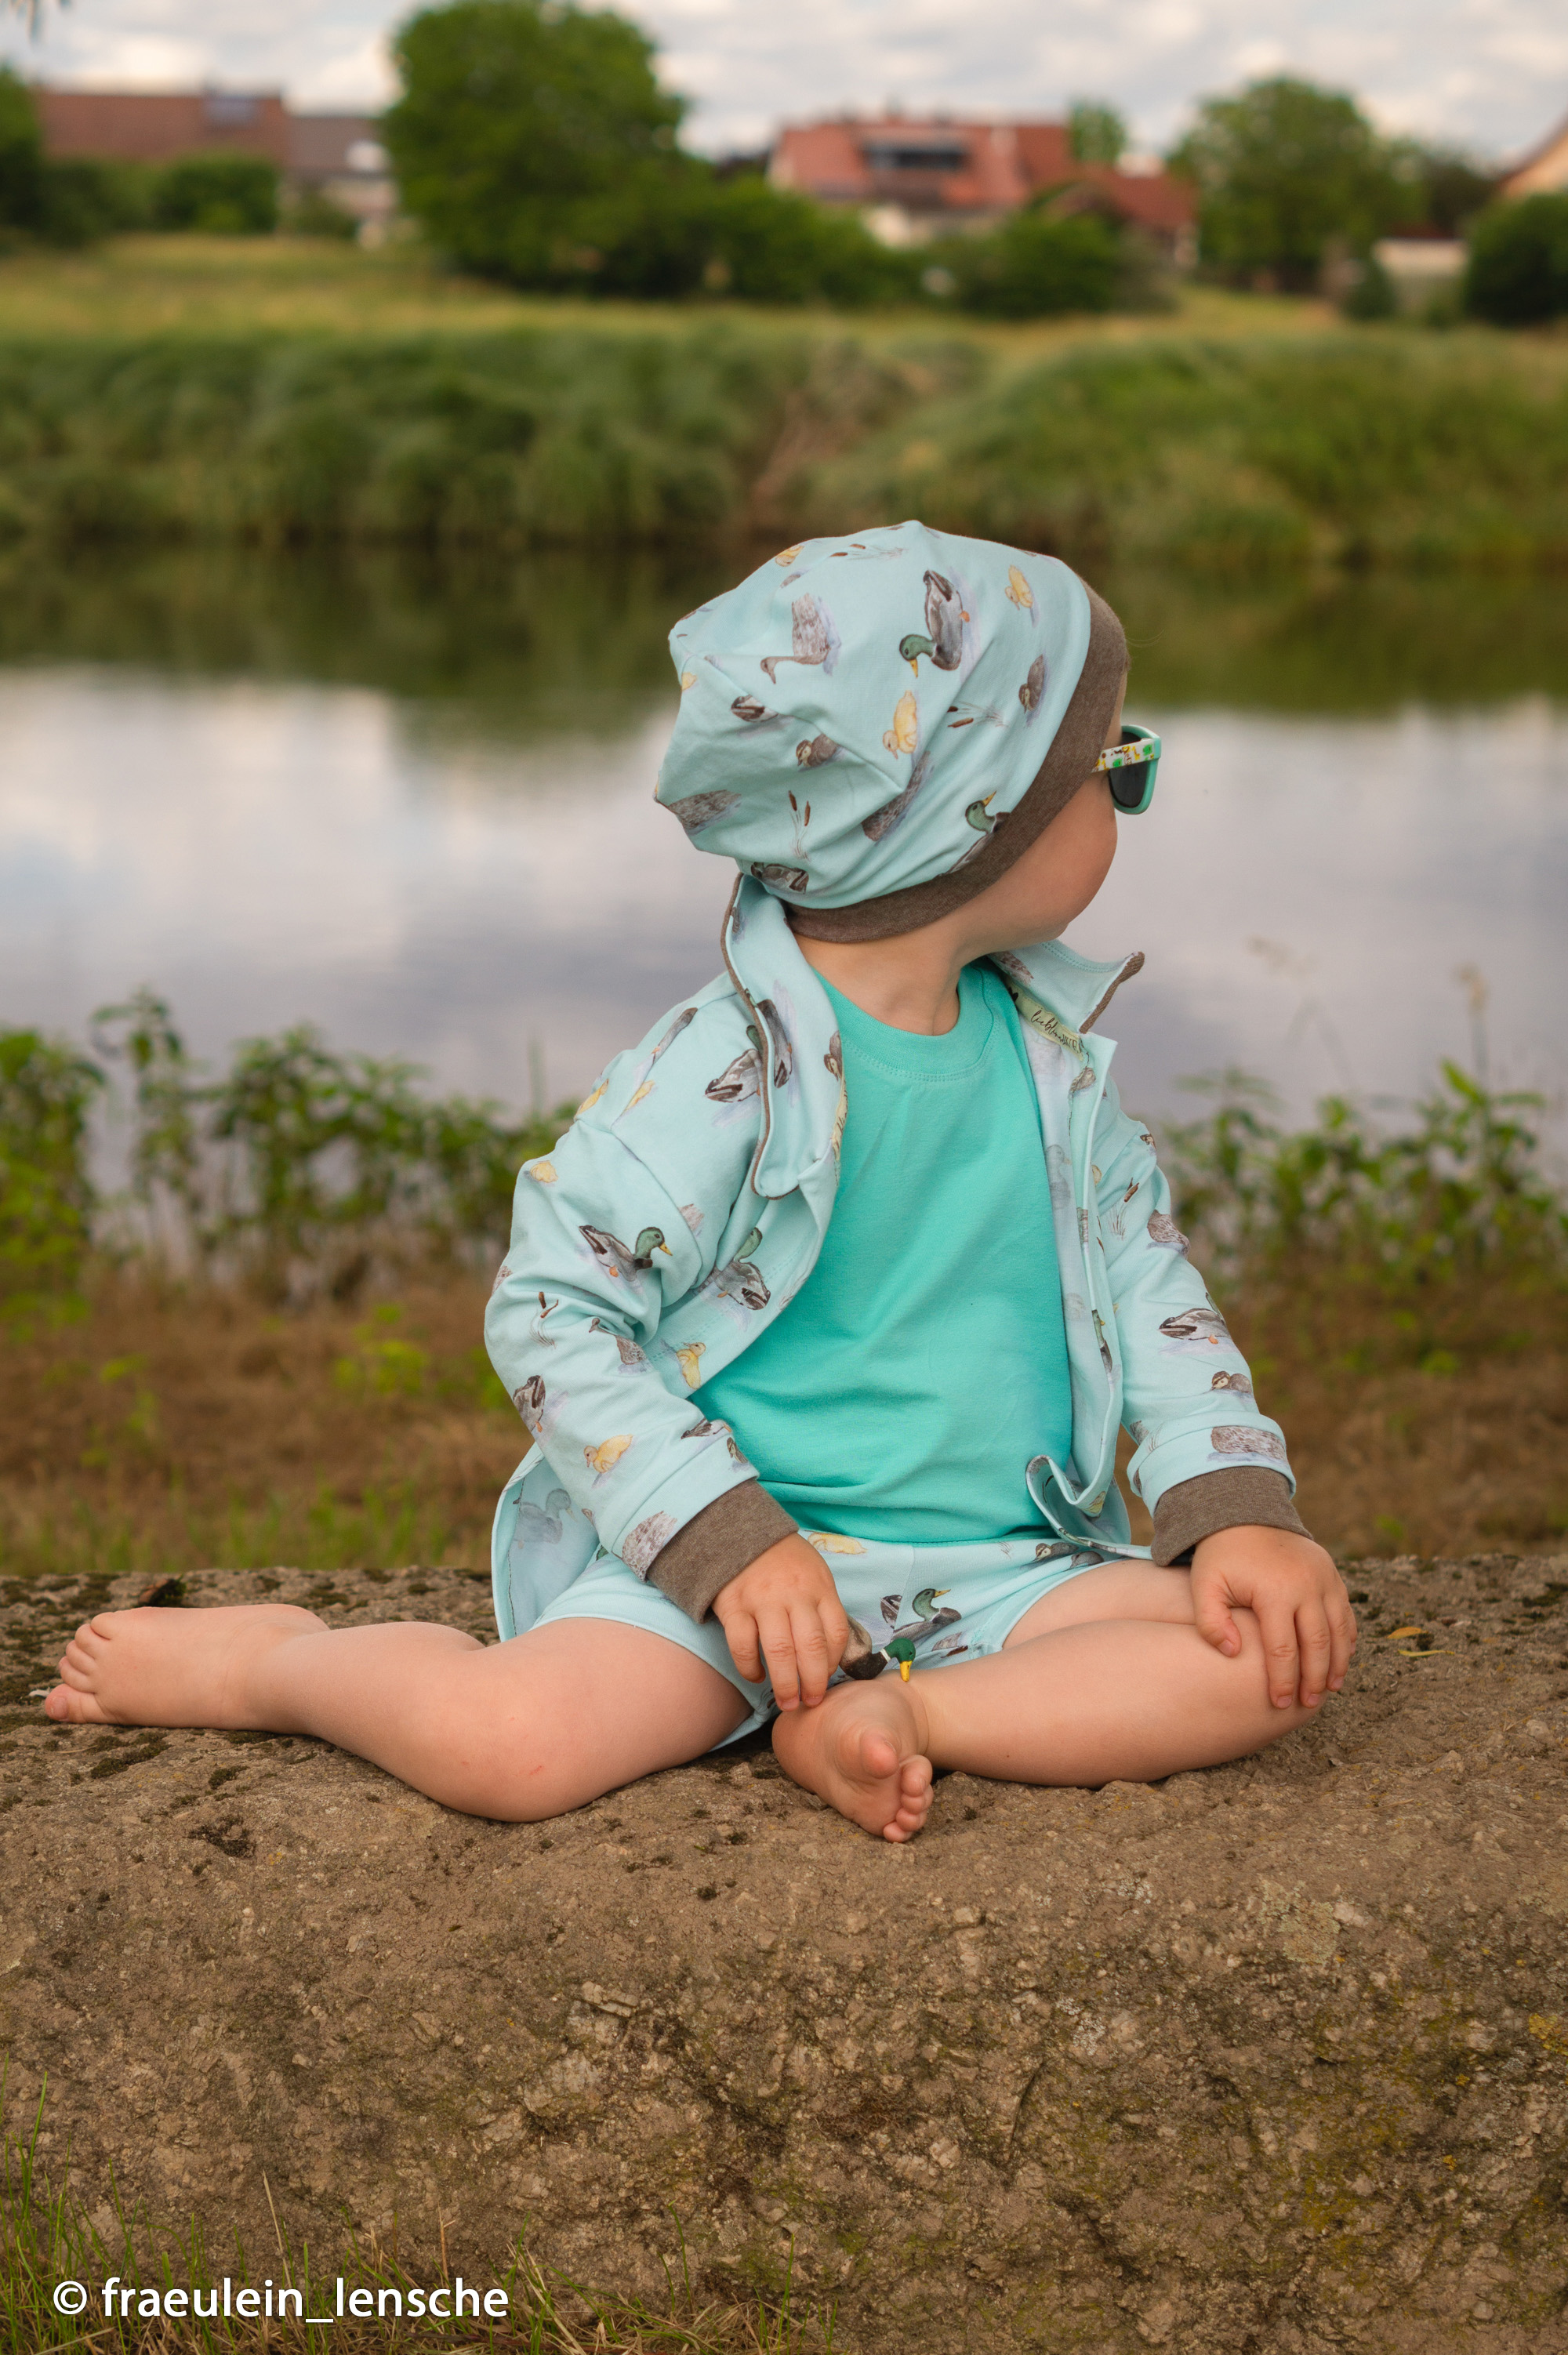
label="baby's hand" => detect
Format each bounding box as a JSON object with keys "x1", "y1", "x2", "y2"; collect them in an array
[
  {"x1": 1190, "y1": 1526, "x2": 1357, "y2": 1711},
  {"x1": 712, "y1": 1535, "x2": 851, "y2": 1711}
]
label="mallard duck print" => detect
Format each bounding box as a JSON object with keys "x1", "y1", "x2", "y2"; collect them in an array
[
  {"x1": 664, "y1": 789, "x2": 742, "y2": 837},
  {"x1": 753, "y1": 1000, "x2": 794, "y2": 1086},
  {"x1": 581, "y1": 1225, "x2": 672, "y2": 1281},
  {"x1": 616, "y1": 1007, "x2": 697, "y2": 1117},
  {"x1": 705, "y1": 1044, "x2": 762, "y2": 1105},
  {"x1": 589, "y1": 1317, "x2": 649, "y2": 1373},
  {"x1": 1211, "y1": 1368, "x2": 1254, "y2": 1399},
  {"x1": 622, "y1": 1511, "x2": 677, "y2": 1577},
  {"x1": 1035, "y1": 1540, "x2": 1107, "y2": 1568},
  {"x1": 517, "y1": 1488, "x2": 572, "y2": 1547},
  {"x1": 514, "y1": 1373, "x2": 546, "y2": 1429},
  {"x1": 880, "y1": 1588, "x2": 962, "y2": 1680},
  {"x1": 795, "y1": 735, "x2": 837, "y2": 767},
  {"x1": 751, "y1": 862, "x2": 811, "y2": 894},
  {"x1": 1210, "y1": 1425, "x2": 1287, "y2": 1463},
  {"x1": 1019, "y1": 653, "x2": 1047, "y2": 720},
  {"x1": 823, "y1": 1031, "x2": 843, "y2": 1081},
  {"x1": 760, "y1": 594, "x2": 840, "y2": 685},
  {"x1": 951, "y1": 793, "x2": 1007, "y2": 870},
  {"x1": 681, "y1": 1417, "x2": 743, "y2": 1461},
  {"x1": 706, "y1": 1233, "x2": 769, "y2": 1313},
  {"x1": 1145, "y1": 1212, "x2": 1189, "y2": 1254},
  {"x1": 1160, "y1": 1305, "x2": 1232, "y2": 1345},
  {"x1": 731, "y1": 693, "x2": 784, "y2": 726},
  {"x1": 674, "y1": 1341, "x2": 706, "y2": 1388},
  {"x1": 584, "y1": 1433, "x2": 634, "y2": 1478},
  {"x1": 863, "y1": 745, "x2": 933, "y2": 843},
  {"x1": 897, "y1": 570, "x2": 967, "y2": 673}
]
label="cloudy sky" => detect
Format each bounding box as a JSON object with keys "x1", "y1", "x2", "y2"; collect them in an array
[{"x1": 3, "y1": 0, "x2": 1565, "y2": 163}]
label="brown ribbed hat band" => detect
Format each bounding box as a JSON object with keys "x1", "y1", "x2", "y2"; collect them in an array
[{"x1": 786, "y1": 582, "x2": 1128, "y2": 945}]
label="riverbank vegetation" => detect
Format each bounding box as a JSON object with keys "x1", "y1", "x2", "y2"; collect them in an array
[
  {"x1": 1, "y1": 308, "x2": 1566, "y2": 567},
  {"x1": 2, "y1": 1003, "x2": 1563, "y2": 1583}
]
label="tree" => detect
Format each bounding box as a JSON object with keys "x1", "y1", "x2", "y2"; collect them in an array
[
  {"x1": 0, "y1": 63, "x2": 44, "y2": 230},
  {"x1": 936, "y1": 209, "x2": 1123, "y2": 319},
  {"x1": 1465, "y1": 194, "x2": 1568, "y2": 326},
  {"x1": 1068, "y1": 101, "x2": 1127, "y2": 169},
  {"x1": 383, "y1": 0, "x2": 688, "y2": 285},
  {"x1": 1167, "y1": 76, "x2": 1410, "y2": 288}
]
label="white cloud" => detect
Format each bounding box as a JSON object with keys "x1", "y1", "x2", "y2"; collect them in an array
[{"x1": 1, "y1": 0, "x2": 1563, "y2": 158}]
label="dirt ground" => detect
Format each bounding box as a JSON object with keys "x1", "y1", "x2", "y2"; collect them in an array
[{"x1": 2, "y1": 1552, "x2": 1566, "y2": 2354}]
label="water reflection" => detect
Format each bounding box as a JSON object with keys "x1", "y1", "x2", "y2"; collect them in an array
[{"x1": 1, "y1": 550, "x2": 1564, "y2": 1128}]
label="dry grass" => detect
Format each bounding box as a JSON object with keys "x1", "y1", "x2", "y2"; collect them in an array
[{"x1": 2, "y1": 1265, "x2": 1563, "y2": 1590}]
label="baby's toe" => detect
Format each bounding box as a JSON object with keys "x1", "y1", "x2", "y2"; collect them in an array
[{"x1": 45, "y1": 1682, "x2": 110, "y2": 1725}]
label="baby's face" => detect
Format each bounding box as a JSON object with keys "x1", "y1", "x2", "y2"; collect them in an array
[{"x1": 958, "y1": 675, "x2": 1127, "y2": 955}]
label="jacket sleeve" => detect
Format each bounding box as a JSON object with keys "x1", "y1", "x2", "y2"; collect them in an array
[
  {"x1": 484, "y1": 1010, "x2": 780, "y2": 1615},
  {"x1": 1091, "y1": 1078, "x2": 1311, "y2": 1559}
]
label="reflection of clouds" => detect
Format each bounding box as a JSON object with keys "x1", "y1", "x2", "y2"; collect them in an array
[
  {"x1": 2, "y1": 673, "x2": 1564, "y2": 1130},
  {"x1": 1066, "y1": 699, "x2": 1568, "y2": 1127}
]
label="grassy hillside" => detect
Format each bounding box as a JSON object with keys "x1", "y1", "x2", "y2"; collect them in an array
[{"x1": 1, "y1": 240, "x2": 1566, "y2": 568}]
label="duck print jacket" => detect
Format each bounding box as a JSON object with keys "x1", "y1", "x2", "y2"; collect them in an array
[{"x1": 485, "y1": 877, "x2": 1307, "y2": 1640}]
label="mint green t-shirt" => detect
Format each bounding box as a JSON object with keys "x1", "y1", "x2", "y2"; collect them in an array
[{"x1": 693, "y1": 963, "x2": 1073, "y2": 1544}]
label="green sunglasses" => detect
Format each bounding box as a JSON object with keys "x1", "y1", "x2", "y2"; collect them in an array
[{"x1": 1095, "y1": 723, "x2": 1160, "y2": 815}]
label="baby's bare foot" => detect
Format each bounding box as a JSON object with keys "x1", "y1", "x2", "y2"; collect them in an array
[
  {"x1": 772, "y1": 1676, "x2": 935, "y2": 1842},
  {"x1": 44, "y1": 1603, "x2": 325, "y2": 1731}
]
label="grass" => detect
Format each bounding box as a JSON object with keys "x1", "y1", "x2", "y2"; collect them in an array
[
  {"x1": 2, "y1": 238, "x2": 1566, "y2": 567},
  {"x1": 2, "y1": 2086, "x2": 838, "y2": 2354}
]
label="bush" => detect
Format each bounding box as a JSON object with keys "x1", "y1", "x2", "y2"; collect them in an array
[
  {"x1": 151, "y1": 152, "x2": 279, "y2": 236},
  {"x1": 1465, "y1": 194, "x2": 1568, "y2": 326},
  {"x1": 937, "y1": 209, "x2": 1124, "y2": 318},
  {"x1": 39, "y1": 158, "x2": 153, "y2": 245},
  {"x1": 1340, "y1": 250, "x2": 1396, "y2": 321},
  {"x1": 287, "y1": 188, "x2": 361, "y2": 241},
  {"x1": 0, "y1": 1026, "x2": 103, "y2": 1325},
  {"x1": 0, "y1": 64, "x2": 43, "y2": 232}
]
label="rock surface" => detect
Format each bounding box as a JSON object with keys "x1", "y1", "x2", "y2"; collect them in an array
[{"x1": 2, "y1": 1554, "x2": 1567, "y2": 2353}]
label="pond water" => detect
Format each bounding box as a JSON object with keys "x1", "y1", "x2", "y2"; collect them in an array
[{"x1": 2, "y1": 551, "x2": 1565, "y2": 1135}]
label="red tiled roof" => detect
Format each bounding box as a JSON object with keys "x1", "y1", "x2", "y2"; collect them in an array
[
  {"x1": 771, "y1": 114, "x2": 1193, "y2": 230},
  {"x1": 35, "y1": 87, "x2": 292, "y2": 167}
]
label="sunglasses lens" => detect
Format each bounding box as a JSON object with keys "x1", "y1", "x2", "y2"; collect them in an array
[{"x1": 1109, "y1": 765, "x2": 1152, "y2": 811}]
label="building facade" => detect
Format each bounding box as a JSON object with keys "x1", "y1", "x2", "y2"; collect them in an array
[{"x1": 769, "y1": 114, "x2": 1195, "y2": 260}]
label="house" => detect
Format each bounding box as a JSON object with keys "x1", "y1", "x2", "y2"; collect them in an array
[
  {"x1": 1501, "y1": 111, "x2": 1568, "y2": 198},
  {"x1": 32, "y1": 85, "x2": 397, "y2": 237},
  {"x1": 768, "y1": 113, "x2": 1196, "y2": 262}
]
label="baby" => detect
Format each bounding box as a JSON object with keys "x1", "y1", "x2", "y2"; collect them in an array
[{"x1": 45, "y1": 522, "x2": 1354, "y2": 1841}]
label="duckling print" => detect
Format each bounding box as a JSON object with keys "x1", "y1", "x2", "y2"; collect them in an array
[
  {"x1": 616, "y1": 1006, "x2": 697, "y2": 1117},
  {"x1": 1211, "y1": 1368, "x2": 1255, "y2": 1399},
  {"x1": 674, "y1": 1340, "x2": 706, "y2": 1388},
  {"x1": 1019, "y1": 652, "x2": 1047, "y2": 720},
  {"x1": 759, "y1": 593, "x2": 841, "y2": 685},
  {"x1": 526, "y1": 1159, "x2": 557, "y2": 1184},
  {"x1": 580, "y1": 1225, "x2": 672, "y2": 1281},
  {"x1": 1004, "y1": 564, "x2": 1036, "y2": 615},
  {"x1": 897, "y1": 568, "x2": 969, "y2": 673},
  {"x1": 663, "y1": 789, "x2": 742, "y2": 838},
  {"x1": 801, "y1": 1531, "x2": 868, "y2": 1555},
  {"x1": 584, "y1": 1433, "x2": 634, "y2": 1479},
  {"x1": 795, "y1": 735, "x2": 837, "y2": 768}
]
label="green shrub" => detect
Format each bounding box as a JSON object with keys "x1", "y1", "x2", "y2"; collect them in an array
[
  {"x1": 0, "y1": 1027, "x2": 103, "y2": 1324},
  {"x1": 151, "y1": 151, "x2": 279, "y2": 235},
  {"x1": 0, "y1": 64, "x2": 42, "y2": 231},
  {"x1": 938, "y1": 209, "x2": 1123, "y2": 318},
  {"x1": 287, "y1": 188, "x2": 361, "y2": 241},
  {"x1": 1340, "y1": 251, "x2": 1396, "y2": 320},
  {"x1": 1465, "y1": 193, "x2": 1568, "y2": 326}
]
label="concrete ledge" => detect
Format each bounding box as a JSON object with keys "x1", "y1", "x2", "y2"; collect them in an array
[{"x1": 2, "y1": 1553, "x2": 1566, "y2": 2353}]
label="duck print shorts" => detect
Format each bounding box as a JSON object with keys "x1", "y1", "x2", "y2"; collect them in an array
[{"x1": 531, "y1": 1529, "x2": 1126, "y2": 1745}]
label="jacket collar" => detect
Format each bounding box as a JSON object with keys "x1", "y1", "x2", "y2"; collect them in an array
[{"x1": 720, "y1": 877, "x2": 1143, "y2": 1200}]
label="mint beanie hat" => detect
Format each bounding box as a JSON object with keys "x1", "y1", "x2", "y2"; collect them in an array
[{"x1": 655, "y1": 520, "x2": 1127, "y2": 941}]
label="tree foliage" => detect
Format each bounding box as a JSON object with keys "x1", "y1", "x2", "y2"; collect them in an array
[
  {"x1": 1465, "y1": 193, "x2": 1568, "y2": 327},
  {"x1": 1167, "y1": 76, "x2": 1411, "y2": 288},
  {"x1": 933, "y1": 209, "x2": 1125, "y2": 318},
  {"x1": 1067, "y1": 100, "x2": 1127, "y2": 168}
]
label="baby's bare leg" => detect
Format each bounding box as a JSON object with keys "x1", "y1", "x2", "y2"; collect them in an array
[
  {"x1": 773, "y1": 1561, "x2": 1315, "y2": 1838},
  {"x1": 45, "y1": 1606, "x2": 745, "y2": 1819}
]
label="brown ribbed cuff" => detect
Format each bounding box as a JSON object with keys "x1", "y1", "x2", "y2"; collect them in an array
[
  {"x1": 644, "y1": 1481, "x2": 799, "y2": 1622},
  {"x1": 1151, "y1": 1469, "x2": 1309, "y2": 1567}
]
